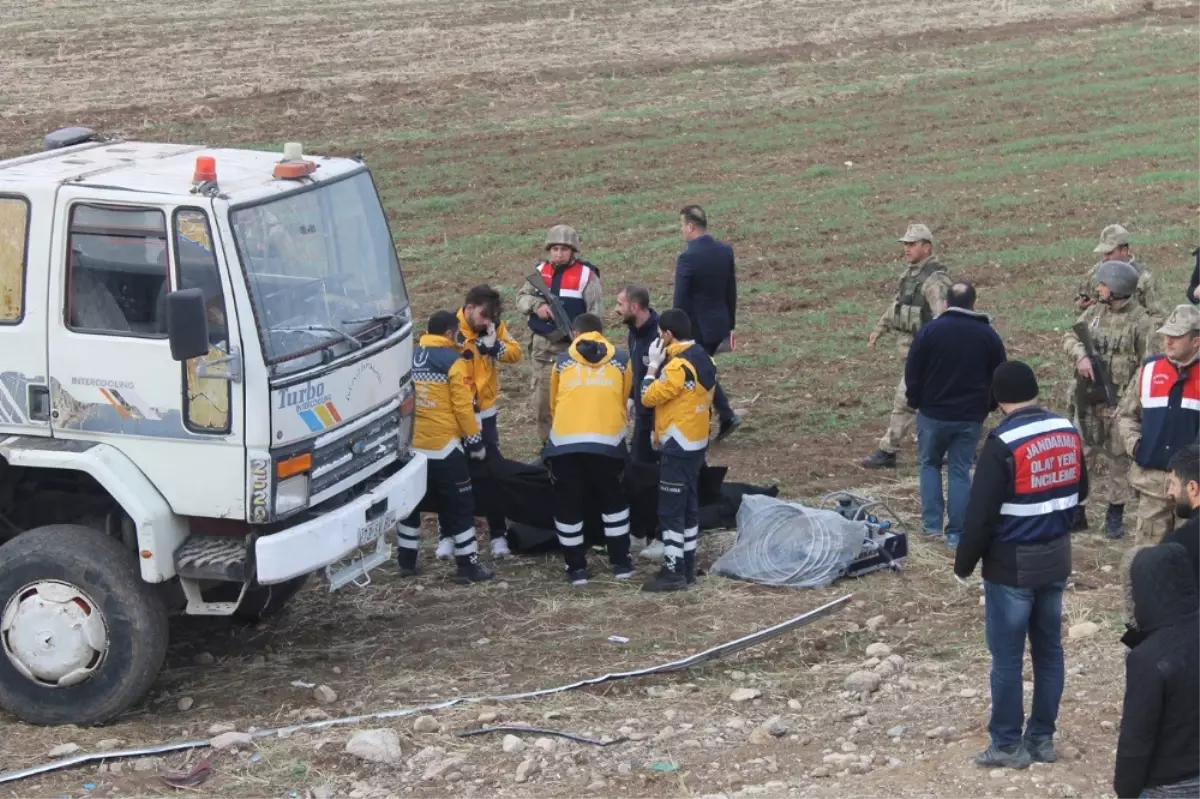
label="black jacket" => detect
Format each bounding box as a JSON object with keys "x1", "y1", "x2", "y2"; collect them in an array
[
  {"x1": 1114, "y1": 543, "x2": 1199, "y2": 798},
  {"x1": 625, "y1": 309, "x2": 659, "y2": 408},
  {"x1": 905, "y1": 307, "x2": 1007, "y2": 423},
  {"x1": 1164, "y1": 514, "x2": 1200, "y2": 581},
  {"x1": 672, "y1": 234, "x2": 737, "y2": 346},
  {"x1": 954, "y1": 407, "x2": 1089, "y2": 586}
]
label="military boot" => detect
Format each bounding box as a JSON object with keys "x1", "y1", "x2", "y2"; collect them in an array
[
  {"x1": 1104, "y1": 504, "x2": 1125, "y2": 539},
  {"x1": 453, "y1": 553, "x2": 495, "y2": 584},
  {"x1": 860, "y1": 449, "x2": 897, "y2": 469}
]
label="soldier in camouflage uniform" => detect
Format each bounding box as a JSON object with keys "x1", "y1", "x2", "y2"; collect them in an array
[
  {"x1": 1062, "y1": 261, "x2": 1160, "y2": 539},
  {"x1": 1114, "y1": 304, "x2": 1200, "y2": 543},
  {"x1": 861, "y1": 223, "x2": 953, "y2": 469},
  {"x1": 1075, "y1": 224, "x2": 1163, "y2": 318}
]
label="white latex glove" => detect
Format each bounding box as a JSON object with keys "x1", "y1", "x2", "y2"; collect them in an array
[
  {"x1": 469, "y1": 444, "x2": 487, "y2": 461},
  {"x1": 953, "y1": 573, "x2": 972, "y2": 589},
  {"x1": 647, "y1": 337, "x2": 666, "y2": 372},
  {"x1": 480, "y1": 323, "x2": 497, "y2": 350}
]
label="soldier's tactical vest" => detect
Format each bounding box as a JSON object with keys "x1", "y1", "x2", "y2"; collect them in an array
[
  {"x1": 527, "y1": 259, "x2": 598, "y2": 339},
  {"x1": 890, "y1": 258, "x2": 947, "y2": 335},
  {"x1": 1085, "y1": 303, "x2": 1151, "y2": 392},
  {"x1": 992, "y1": 408, "x2": 1083, "y2": 544}
]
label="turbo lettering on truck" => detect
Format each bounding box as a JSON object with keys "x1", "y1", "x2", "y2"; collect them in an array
[{"x1": 278, "y1": 381, "x2": 343, "y2": 432}]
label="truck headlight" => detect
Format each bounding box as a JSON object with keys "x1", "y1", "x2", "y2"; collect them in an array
[{"x1": 275, "y1": 474, "x2": 309, "y2": 516}]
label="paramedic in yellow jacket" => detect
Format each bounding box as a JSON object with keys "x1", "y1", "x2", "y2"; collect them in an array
[
  {"x1": 397, "y1": 310, "x2": 494, "y2": 584},
  {"x1": 640, "y1": 308, "x2": 717, "y2": 593},
  {"x1": 543, "y1": 313, "x2": 636, "y2": 586},
  {"x1": 434, "y1": 285, "x2": 522, "y2": 560}
]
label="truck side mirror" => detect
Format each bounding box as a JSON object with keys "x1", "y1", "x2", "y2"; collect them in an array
[{"x1": 166, "y1": 288, "x2": 210, "y2": 362}]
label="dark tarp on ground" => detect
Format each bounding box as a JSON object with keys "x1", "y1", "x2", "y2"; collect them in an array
[{"x1": 416, "y1": 456, "x2": 778, "y2": 553}]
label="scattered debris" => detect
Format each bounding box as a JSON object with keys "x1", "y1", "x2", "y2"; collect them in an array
[
  {"x1": 607, "y1": 635, "x2": 630, "y2": 644},
  {"x1": 160, "y1": 761, "x2": 213, "y2": 790},
  {"x1": 1068, "y1": 621, "x2": 1099, "y2": 639},
  {"x1": 843, "y1": 671, "x2": 882, "y2": 693},
  {"x1": 458, "y1": 725, "x2": 627, "y2": 747},
  {"x1": 313, "y1": 685, "x2": 338, "y2": 705},
  {"x1": 290, "y1": 680, "x2": 316, "y2": 690},
  {"x1": 514, "y1": 758, "x2": 539, "y2": 783},
  {"x1": 48, "y1": 744, "x2": 80, "y2": 758},
  {"x1": 193, "y1": 652, "x2": 215, "y2": 666},
  {"x1": 0, "y1": 597, "x2": 851, "y2": 787},
  {"x1": 210, "y1": 732, "x2": 253, "y2": 750},
  {"x1": 413, "y1": 715, "x2": 441, "y2": 733},
  {"x1": 345, "y1": 729, "x2": 403, "y2": 765},
  {"x1": 865, "y1": 642, "x2": 892, "y2": 658},
  {"x1": 730, "y1": 688, "x2": 762, "y2": 702},
  {"x1": 176, "y1": 697, "x2": 194, "y2": 712}
]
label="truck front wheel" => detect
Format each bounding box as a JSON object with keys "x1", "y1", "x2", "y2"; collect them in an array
[{"x1": 0, "y1": 524, "x2": 169, "y2": 726}]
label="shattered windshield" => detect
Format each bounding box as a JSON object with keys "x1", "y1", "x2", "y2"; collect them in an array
[{"x1": 231, "y1": 171, "x2": 409, "y2": 375}]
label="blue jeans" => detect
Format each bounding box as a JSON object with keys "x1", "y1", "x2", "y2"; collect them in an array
[
  {"x1": 916, "y1": 413, "x2": 981, "y2": 544},
  {"x1": 984, "y1": 580, "x2": 1066, "y2": 750}
]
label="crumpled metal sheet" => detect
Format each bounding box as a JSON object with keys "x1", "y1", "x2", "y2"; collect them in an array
[{"x1": 0, "y1": 593, "x2": 851, "y2": 785}]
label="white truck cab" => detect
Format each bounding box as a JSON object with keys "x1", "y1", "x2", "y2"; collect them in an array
[{"x1": 0, "y1": 128, "x2": 427, "y2": 726}]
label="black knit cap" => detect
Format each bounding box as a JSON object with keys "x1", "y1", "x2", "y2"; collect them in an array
[{"x1": 992, "y1": 361, "x2": 1039, "y2": 404}]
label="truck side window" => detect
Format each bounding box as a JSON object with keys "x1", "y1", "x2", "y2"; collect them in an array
[
  {"x1": 173, "y1": 209, "x2": 231, "y2": 435},
  {"x1": 0, "y1": 196, "x2": 29, "y2": 323},
  {"x1": 66, "y1": 204, "x2": 169, "y2": 336}
]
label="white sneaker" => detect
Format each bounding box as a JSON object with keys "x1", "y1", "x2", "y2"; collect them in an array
[
  {"x1": 435, "y1": 538, "x2": 453, "y2": 559},
  {"x1": 491, "y1": 537, "x2": 511, "y2": 559},
  {"x1": 638, "y1": 539, "x2": 665, "y2": 561}
]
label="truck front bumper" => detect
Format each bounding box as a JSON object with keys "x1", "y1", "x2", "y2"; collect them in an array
[{"x1": 255, "y1": 453, "x2": 428, "y2": 586}]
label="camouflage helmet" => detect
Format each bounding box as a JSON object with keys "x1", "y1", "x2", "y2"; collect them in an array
[
  {"x1": 1095, "y1": 260, "x2": 1139, "y2": 298},
  {"x1": 545, "y1": 224, "x2": 581, "y2": 253}
]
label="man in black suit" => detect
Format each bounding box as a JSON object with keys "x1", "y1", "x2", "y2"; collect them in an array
[{"x1": 672, "y1": 205, "x2": 740, "y2": 441}]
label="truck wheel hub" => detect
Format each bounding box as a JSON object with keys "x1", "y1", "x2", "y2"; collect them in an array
[{"x1": 1, "y1": 581, "x2": 109, "y2": 686}]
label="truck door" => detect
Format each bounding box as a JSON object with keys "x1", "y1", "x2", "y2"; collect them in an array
[
  {"x1": 0, "y1": 188, "x2": 52, "y2": 434},
  {"x1": 47, "y1": 188, "x2": 247, "y2": 518}
]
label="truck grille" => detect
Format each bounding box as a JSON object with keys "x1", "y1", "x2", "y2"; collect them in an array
[{"x1": 309, "y1": 399, "x2": 403, "y2": 503}]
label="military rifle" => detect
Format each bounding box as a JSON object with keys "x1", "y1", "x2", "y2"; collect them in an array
[
  {"x1": 1072, "y1": 321, "x2": 1117, "y2": 408},
  {"x1": 524, "y1": 272, "x2": 574, "y2": 342}
]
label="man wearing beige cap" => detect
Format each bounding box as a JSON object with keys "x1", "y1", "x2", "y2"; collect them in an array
[
  {"x1": 1075, "y1": 224, "x2": 1163, "y2": 318},
  {"x1": 1116, "y1": 304, "x2": 1200, "y2": 541},
  {"x1": 861, "y1": 223, "x2": 952, "y2": 469}
]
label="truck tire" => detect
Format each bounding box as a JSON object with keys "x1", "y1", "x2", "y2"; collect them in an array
[
  {"x1": 203, "y1": 574, "x2": 309, "y2": 622},
  {"x1": 0, "y1": 524, "x2": 169, "y2": 726}
]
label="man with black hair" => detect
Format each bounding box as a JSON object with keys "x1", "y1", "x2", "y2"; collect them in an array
[
  {"x1": 905, "y1": 281, "x2": 1007, "y2": 548},
  {"x1": 1163, "y1": 442, "x2": 1199, "y2": 578},
  {"x1": 436, "y1": 284, "x2": 523, "y2": 560},
  {"x1": 673, "y1": 205, "x2": 740, "y2": 441},
  {"x1": 640, "y1": 308, "x2": 717, "y2": 592},
  {"x1": 397, "y1": 311, "x2": 494, "y2": 584},
  {"x1": 955, "y1": 361, "x2": 1088, "y2": 770},
  {"x1": 544, "y1": 312, "x2": 635, "y2": 586},
  {"x1": 617, "y1": 284, "x2": 660, "y2": 465}
]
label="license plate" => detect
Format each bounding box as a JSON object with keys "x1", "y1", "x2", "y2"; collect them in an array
[{"x1": 357, "y1": 511, "x2": 396, "y2": 546}]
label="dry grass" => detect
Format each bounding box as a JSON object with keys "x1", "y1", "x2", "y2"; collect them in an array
[
  {"x1": 0, "y1": 0, "x2": 1190, "y2": 116},
  {"x1": 1, "y1": 0, "x2": 1194, "y2": 795}
]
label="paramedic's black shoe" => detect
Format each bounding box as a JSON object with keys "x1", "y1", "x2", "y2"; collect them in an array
[
  {"x1": 453, "y1": 557, "x2": 494, "y2": 584},
  {"x1": 1104, "y1": 504, "x2": 1125, "y2": 539},
  {"x1": 642, "y1": 567, "x2": 688, "y2": 593}
]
